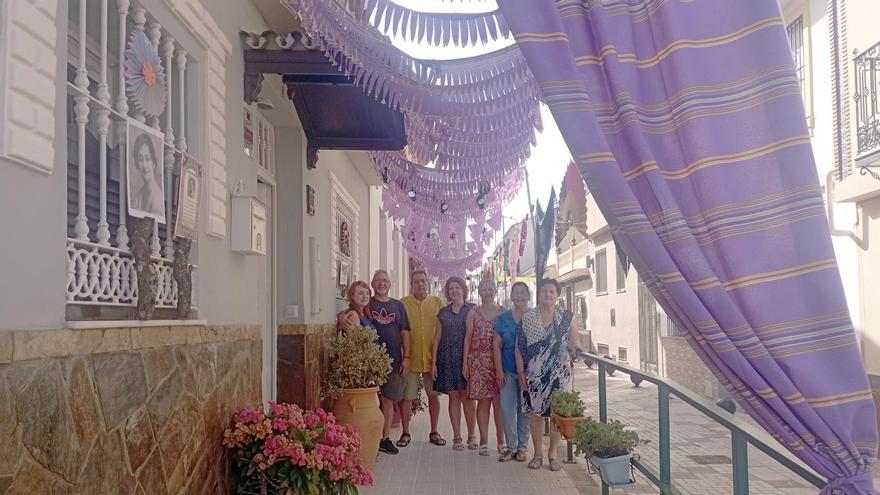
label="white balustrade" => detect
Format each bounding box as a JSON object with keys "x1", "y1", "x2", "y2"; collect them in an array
[
  {"x1": 66, "y1": 239, "x2": 196, "y2": 308},
  {"x1": 73, "y1": 0, "x2": 90, "y2": 242},
  {"x1": 131, "y1": 8, "x2": 147, "y2": 124},
  {"x1": 95, "y1": 0, "x2": 112, "y2": 246},
  {"x1": 176, "y1": 50, "x2": 188, "y2": 152},
  {"x1": 163, "y1": 35, "x2": 176, "y2": 259},
  {"x1": 115, "y1": 0, "x2": 131, "y2": 249}
]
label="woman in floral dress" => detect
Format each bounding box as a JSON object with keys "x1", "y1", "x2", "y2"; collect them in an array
[
  {"x1": 433, "y1": 276, "x2": 476, "y2": 451},
  {"x1": 464, "y1": 279, "x2": 505, "y2": 456},
  {"x1": 516, "y1": 278, "x2": 582, "y2": 472}
]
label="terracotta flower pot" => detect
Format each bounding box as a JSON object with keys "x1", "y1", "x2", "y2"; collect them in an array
[
  {"x1": 331, "y1": 387, "x2": 383, "y2": 470},
  {"x1": 552, "y1": 414, "x2": 587, "y2": 441}
]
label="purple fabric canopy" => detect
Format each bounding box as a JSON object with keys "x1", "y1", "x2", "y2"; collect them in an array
[{"x1": 496, "y1": 0, "x2": 877, "y2": 493}]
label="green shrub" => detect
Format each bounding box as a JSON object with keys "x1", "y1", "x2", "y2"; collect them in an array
[
  {"x1": 323, "y1": 325, "x2": 392, "y2": 400},
  {"x1": 573, "y1": 419, "x2": 646, "y2": 459},
  {"x1": 551, "y1": 390, "x2": 587, "y2": 417}
]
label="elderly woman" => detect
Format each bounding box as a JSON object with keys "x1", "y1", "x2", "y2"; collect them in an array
[
  {"x1": 515, "y1": 278, "x2": 582, "y2": 471},
  {"x1": 433, "y1": 276, "x2": 477, "y2": 451},
  {"x1": 463, "y1": 278, "x2": 505, "y2": 456},
  {"x1": 494, "y1": 281, "x2": 531, "y2": 462}
]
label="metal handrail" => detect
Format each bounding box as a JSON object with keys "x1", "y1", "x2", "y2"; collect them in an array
[{"x1": 574, "y1": 352, "x2": 825, "y2": 495}]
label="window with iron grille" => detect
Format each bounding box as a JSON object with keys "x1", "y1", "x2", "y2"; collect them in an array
[
  {"x1": 786, "y1": 16, "x2": 805, "y2": 104},
  {"x1": 618, "y1": 347, "x2": 628, "y2": 363},
  {"x1": 854, "y1": 42, "x2": 880, "y2": 157},
  {"x1": 597, "y1": 343, "x2": 609, "y2": 357},
  {"x1": 64, "y1": 1, "x2": 200, "y2": 318}
]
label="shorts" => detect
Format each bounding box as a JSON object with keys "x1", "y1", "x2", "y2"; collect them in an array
[
  {"x1": 383, "y1": 372, "x2": 439, "y2": 401},
  {"x1": 381, "y1": 373, "x2": 405, "y2": 402},
  {"x1": 401, "y1": 372, "x2": 439, "y2": 400}
]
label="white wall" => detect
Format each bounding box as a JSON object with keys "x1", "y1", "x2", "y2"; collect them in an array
[
  {"x1": 0, "y1": 0, "x2": 69, "y2": 330},
  {"x1": 780, "y1": 0, "x2": 862, "y2": 333},
  {"x1": 588, "y1": 230, "x2": 641, "y2": 366}
]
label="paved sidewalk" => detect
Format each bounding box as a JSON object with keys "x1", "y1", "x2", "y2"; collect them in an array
[
  {"x1": 361, "y1": 363, "x2": 855, "y2": 494},
  {"x1": 360, "y1": 394, "x2": 605, "y2": 495},
  {"x1": 572, "y1": 364, "x2": 819, "y2": 495}
]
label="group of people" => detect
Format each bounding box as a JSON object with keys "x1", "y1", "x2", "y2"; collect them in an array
[{"x1": 338, "y1": 269, "x2": 583, "y2": 471}]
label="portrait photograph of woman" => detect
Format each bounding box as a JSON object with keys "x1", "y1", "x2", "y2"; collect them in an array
[{"x1": 127, "y1": 120, "x2": 166, "y2": 222}]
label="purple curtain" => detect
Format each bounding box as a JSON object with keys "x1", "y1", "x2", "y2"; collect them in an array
[{"x1": 497, "y1": 1, "x2": 877, "y2": 493}]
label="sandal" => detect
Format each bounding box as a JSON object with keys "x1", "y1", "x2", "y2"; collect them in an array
[
  {"x1": 528, "y1": 457, "x2": 543, "y2": 470},
  {"x1": 549, "y1": 458, "x2": 562, "y2": 471},
  {"x1": 395, "y1": 433, "x2": 411, "y2": 447},
  {"x1": 498, "y1": 450, "x2": 514, "y2": 462},
  {"x1": 429, "y1": 431, "x2": 447, "y2": 446},
  {"x1": 452, "y1": 437, "x2": 464, "y2": 451},
  {"x1": 479, "y1": 444, "x2": 490, "y2": 456},
  {"x1": 515, "y1": 450, "x2": 528, "y2": 462},
  {"x1": 467, "y1": 436, "x2": 478, "y2": 450}
]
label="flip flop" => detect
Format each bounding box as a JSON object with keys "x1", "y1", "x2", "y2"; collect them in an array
[
  {"x1": 429, "y1": 431, "x2": 447, "y2": 446},
  {"x1": 396, "y1": 433, "x2": 411, "y2": 447},
  {"x1": 549, "y1": 458, "x2": 562, "y2": 471},
  {"x1": 528, "y1": 457, "x2": 543, "y2": 470},
  {"x1": 479, "y1": 444, "x2": 490, "y2": 456}
]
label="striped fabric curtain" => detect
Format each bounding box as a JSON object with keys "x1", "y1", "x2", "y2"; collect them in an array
[{"x1": 496, "y1": 1, "x2": 877, "y2": 493}]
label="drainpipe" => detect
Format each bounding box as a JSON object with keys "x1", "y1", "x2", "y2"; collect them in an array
[{"x1": 825, "y1": 170, "x2": 867, "y2": 250}]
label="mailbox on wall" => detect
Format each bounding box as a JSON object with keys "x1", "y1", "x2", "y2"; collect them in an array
[{"x1": 231, "y1": 196, "x2": 267, "y2": 256}]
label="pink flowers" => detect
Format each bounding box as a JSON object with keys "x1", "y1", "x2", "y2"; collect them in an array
[{"x1": 223, "y1": 402, "x2": 373, "y2": 492}]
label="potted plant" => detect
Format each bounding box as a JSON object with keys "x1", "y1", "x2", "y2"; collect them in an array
[
  {"x1": 550, "y1": 389, "x2": 588, "y2": 440},
  {"x1": 223, "y1": 402, "x2": 373, "y2": 494},
  {"x1": 574, "y1": 419, "x2": 646, "y2": 487},
  {"x1": 323, "y1": 325, "x2": 392, "y2": 470}
]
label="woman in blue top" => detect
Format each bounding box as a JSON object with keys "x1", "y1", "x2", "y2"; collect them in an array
[
  {"x1": 338, "y1": 281, "x2": 377, "y2": 332},
  {"x1": 493, "y1": 281, "x2": 531, "y2": 462}
]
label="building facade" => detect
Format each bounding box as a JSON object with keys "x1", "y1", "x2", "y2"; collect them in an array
[
  {"x1": 0, "y1": 0, "x2": 408, "y2": 491},
  {"x1": 778, "y1": 0, "x2": 880, "y2": 411}
]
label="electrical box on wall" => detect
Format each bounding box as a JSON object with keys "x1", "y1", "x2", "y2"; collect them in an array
[{"x1": 231, "y1": 196, "x2": 267, "y2": 256}]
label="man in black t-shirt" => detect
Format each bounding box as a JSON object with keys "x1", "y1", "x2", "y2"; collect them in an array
[{"x1": 369, "y1": 269, "x2": 411, "y2": 455}]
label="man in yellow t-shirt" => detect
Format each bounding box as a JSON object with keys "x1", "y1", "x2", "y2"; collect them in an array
[{"x1": 400, "y1": 270, "x2": 446, "y2": 446}]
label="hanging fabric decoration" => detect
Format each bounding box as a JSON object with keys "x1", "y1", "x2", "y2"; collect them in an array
[
  {"x1": 285, "y1": 0, "x2": 541, "y2": 274},
  {"x1": 125, "y1": 30, "x2": 167, "y2": 118},
  {"x1": 342, "y1": 0, "x2": 510, "y2": 48}
]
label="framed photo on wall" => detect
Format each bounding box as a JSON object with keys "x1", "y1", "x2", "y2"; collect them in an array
[{"x1": 126, "y1": 120, "x2": 166, "y2": 222}]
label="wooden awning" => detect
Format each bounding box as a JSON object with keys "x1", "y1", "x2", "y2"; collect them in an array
[{"x1": 241, "y1": 31, "x2": 406, "y2": 169}]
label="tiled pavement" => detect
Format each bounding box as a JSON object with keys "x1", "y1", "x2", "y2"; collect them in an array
[
  {"x1": 363, "y1": 363, "x2": 871, "y2": 494},
  {"x1": 572, "y1": 364, "x2": 820, "y2": 495},
  {"x1": 360, "y1": 393, "x2": 605, "y2": 495}
]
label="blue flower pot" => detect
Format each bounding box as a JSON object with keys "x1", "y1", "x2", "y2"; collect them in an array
[{"x1": 590, "y1": 453, "x2": 633, "y2": 486}]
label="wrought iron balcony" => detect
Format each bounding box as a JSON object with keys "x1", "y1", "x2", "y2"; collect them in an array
[{"x1": 855, "y1": 42, "x2": 880, "y2": 161}]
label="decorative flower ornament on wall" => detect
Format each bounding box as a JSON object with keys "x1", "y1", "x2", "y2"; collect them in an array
[{"x1": 125, "y1": 30, "x2": 167, "y2": 118}]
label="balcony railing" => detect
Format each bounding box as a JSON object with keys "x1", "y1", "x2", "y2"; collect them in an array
[
  {"x1": 855, "y1": 42, "x2": 880, "y2": 159},
  {"x1": 572, "y1": 353, "x2": 825, "y2": 495}
]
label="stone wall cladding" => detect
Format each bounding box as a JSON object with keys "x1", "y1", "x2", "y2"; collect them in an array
[
  {"x1": 277, "y1": 324, "x2": 336, "y2": 410},
  {"x1": 0, "y1": 324, "x2": 261, "y2": 494},
  {"x1": 660, "y1": 336, "x2": 721, "y2": 400}
]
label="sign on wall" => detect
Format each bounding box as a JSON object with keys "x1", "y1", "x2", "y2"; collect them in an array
[{"x1": 174, "y1": 153, "x2": 202, "y2": 239}]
